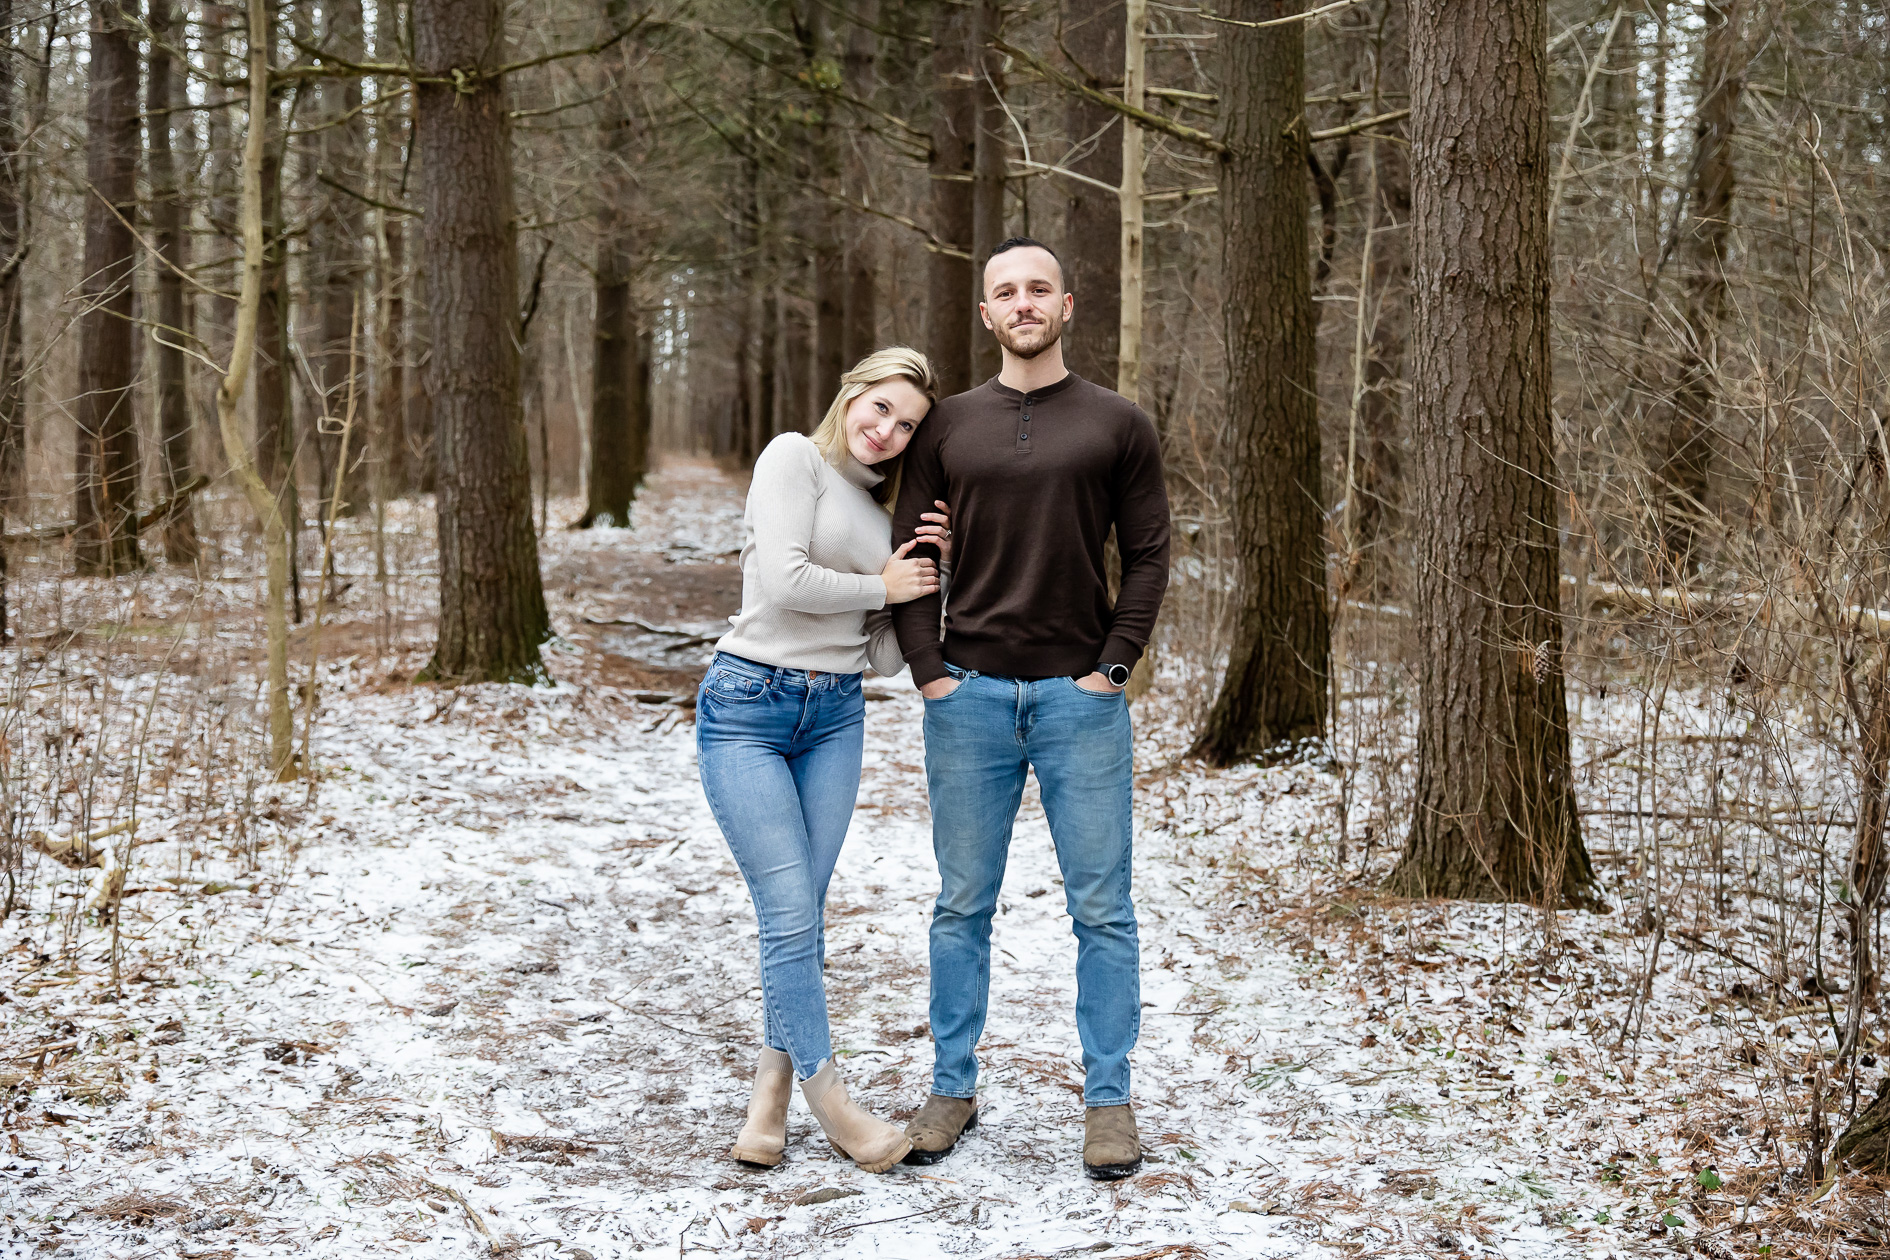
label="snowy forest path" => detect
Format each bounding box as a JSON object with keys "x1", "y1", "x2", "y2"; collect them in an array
[{"x1": 19, "y1": 461, "x2": 1620, "y2": 1259}]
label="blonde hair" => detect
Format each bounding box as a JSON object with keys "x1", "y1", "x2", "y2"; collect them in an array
[{"x1": 809, "y1": 346, "x2": 938, "y2": 511}]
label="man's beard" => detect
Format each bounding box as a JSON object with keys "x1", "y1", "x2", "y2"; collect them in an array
[{"x1": 992, "y1": 307, "x2": 1065, "y2": 360}]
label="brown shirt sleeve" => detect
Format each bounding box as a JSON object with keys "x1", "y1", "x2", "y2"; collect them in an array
[
  {"x1": 1100, "y1": 404, "x2": 1171, "y2": 668},
  {"x1": 890, "y1": 408, "x2": 949, "y2": 686}
]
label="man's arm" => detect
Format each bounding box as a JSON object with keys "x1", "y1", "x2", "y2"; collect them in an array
[
  {"x1": 890, "y1": 416, "x2": 950, "y2": 687},
  {"x1": 1099, "y1": 406, "x2": 1171, "y2": 670}
]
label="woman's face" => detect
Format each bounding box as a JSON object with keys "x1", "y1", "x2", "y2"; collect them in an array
[{"x1": 844, "y1": 378, "x2": 930, "y2": 466}]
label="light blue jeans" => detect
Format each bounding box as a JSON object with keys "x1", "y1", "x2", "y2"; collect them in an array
[
  {"x1": 922, "y1": 665, "x2": 1139, "y2": 1106},
  {"x1": 696, "y1": 652, "x2": 865, "y2": 1080}
]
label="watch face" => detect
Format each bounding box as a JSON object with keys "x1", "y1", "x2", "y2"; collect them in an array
[{"x1": 1105, "y1": 664, "x2": 1131, "y2": 686}]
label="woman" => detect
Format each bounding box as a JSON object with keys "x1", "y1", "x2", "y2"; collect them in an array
[{"x1": 698, "y1": 347, "x2": 950, "y2": 1173}]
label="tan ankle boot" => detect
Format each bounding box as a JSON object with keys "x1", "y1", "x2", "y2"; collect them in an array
[
  {"x1": 800, "y1": 1060, "x2": 911, "y2": 1173},
  {"x1": 729, "y1": 1047, "x2": 793, "y2": 1166}
]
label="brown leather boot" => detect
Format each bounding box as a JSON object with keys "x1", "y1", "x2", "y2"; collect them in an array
[
  {"x1": 1083, "y1": 1103, "x2": 1141, "y2": 1180},
  {"x1": 729, "y1": 1047, "x2": 792, "y2": 1166},
  {"x1": 800, "y1": 1060, "x2": 911, "y2": 1173},
  {"x1": 901, "y1": 1094, "x2": 978, "y2": 1165}
]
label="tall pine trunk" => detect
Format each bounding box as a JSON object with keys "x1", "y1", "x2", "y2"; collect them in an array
[
  {"x1": 928, "y1": 0, "x2": 975, "y2": 395},
  {"x1": 0, "y1": 0, "x2": 28, "y2": 531},
  {"x1": 149, "y1": 0, "x2": 199, "y2": 564},
  {"x1": 1059, "y1": 0, "x2": 1122, "y2": 387},
  {"x1": 806, "y1": 2, "x2": 845, "y2": 406},
  {"x1": 375, "y1": 34, "x2": 409, "y2": 500},
  {"x1": 582, "y1": 0, "x2": 643, "y2": 528},
  {"x1": 1191, "y1": 0, "x2": 1329, "y2": 764},
  {"x1": 969, "y1": 0, "x2": 1006, "y2": 381},
  {"x1": 840, "y1": 2, "x2": 878, "y2": 365},
  {"x1": 73, "y1": 0, "x2": 142, "y2": 576},
  {"x1": 1385, "y1": 0, "x2": 1594, "y2": 904},
  {"x1": 413, "y1": 0, "x2": 550, "y2": 683},
  {"x1": 1652, "y1": 0, "x2": 1744, "y2": 569}
]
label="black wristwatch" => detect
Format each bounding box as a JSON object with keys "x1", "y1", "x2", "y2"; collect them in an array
[{"x1": 1098, "y1": 662, "x2": 1132, "y2": 687}]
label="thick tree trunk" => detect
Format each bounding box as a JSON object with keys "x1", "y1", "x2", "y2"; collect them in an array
[
  {"x1": 0, "y1": 0, "x2": 28, "y2": 529},
  {"x1": 582, "y1": 0, "x2": 643, "y2": 528},
  {"x1": 200, "y1": 1, "x2": 240, "y2": 476},
  {"x1": 313, "y1": 0, "x2": 368, "y2": 518},
  {"x1": 1059, "y1": 0, "x2": 1122, "y2": 388},
  {"x1": 1385, "y1": 0, "x2": 1594, "y2": 904},
  {"x1": 149, "y1": 0, "x2": 199, "y2": 564},
  {"x1": 1191, "y1": 0, "x2": 1328, "y2": 764},
  {"x1": 928, "y1": 0, "x2": 975, "y2": 395},
  {"x1": 1652, "y1": 0, "x2": 1743, "y2": 569},
  {"x1": 413, "y1": 0, "x2": 550, "y2": 683},
  {"x1": 73, "y1": 0, "x2": 142, "y2": 576},
  {"x1": 840, "y1": 2, "x2": 878, "y2": 366},
  {"x1": 969, "y1": 0, "x2": 1006, "y2": 381}
]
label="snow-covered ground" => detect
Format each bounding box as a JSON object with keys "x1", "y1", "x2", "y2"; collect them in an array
[{"x1": 3, "y1": 462, "x2": 1883, "y2": 1258}]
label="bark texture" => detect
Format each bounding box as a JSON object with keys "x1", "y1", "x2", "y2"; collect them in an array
[
  {"x1": 969, "y1": 0, "x2": 1007, "y2": 382},
  {"x1": 73, "y1": 0, "x2": 142, "y2": 575},
  {"x1": 255, "y1": 76, "x2": 299, "y2": 617},
  {"x1": 928, "y1": 0, "x2": 975, "y2": 395},
  {"x1": 0, "y1": 0, "x2": 27, "y2": 526},
  {"x1": 583, "y1": 0, "x2": 644, "y2": 528},
  {"x1": 1060, "y1": 0, "x2": 1123, "y2": 387},
  {"x1": 149, "y1": 0, "x2": 199, "y2": 563},
  {"x1": 1652, "y1": 0, "x2": 1743, "y2": 568},
  {"x1": 1385, "y1": 0, "x2": 1594, "y2": 904},
  {"x1": 1191, "y1": 0, "x2": 1329, "y2": 764},
  {"x1": 413, "y1": 0, "x2": 550, "y2": 683},
  {"x1": 840, "y1": 2, "x2": 878, "y2": 366}
]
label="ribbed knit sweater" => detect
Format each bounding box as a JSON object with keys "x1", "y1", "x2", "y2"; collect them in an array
[{"x1": 714, "y1": 433, "x2": 906, "y2": 677}]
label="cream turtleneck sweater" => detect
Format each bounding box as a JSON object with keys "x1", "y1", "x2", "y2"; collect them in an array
[{"x1": 714, "y1": 432, "x2": 906, "y2": 677}]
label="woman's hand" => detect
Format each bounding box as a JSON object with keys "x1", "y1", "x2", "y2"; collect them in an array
[
  {"x1": 881, "y1": 539, "x2": 940, "y2": 604},
  {"x1": 913, "y1": 499, "x2": 953, "y2": 566}
]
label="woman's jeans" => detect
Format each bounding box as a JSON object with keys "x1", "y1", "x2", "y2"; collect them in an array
[
  {"x1": 696, "y1": 652, "x2": 865, "y2": 1081},
  {"x1": 921, "y1": 665, "x2": 1139, "y2": 1106}
]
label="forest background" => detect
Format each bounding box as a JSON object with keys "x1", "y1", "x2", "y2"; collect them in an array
[{"x1": 1, "y1": 0, "x2": 1889, "y2": 1254}]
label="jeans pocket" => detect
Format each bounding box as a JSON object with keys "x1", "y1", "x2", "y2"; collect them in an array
[
  {"x1": 1065, "y1": 676, "x2": 1125, "y2": 699},
  {"x1": 705, "y1": 665, "x2": 771, "y2": 702}
]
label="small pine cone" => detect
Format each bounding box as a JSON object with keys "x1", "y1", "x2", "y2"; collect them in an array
[{"x1": 1532, "y1": 640, "x2": 1554, "y2": 684}]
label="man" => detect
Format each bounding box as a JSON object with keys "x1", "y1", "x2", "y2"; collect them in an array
[{"x1": 889, "y1": 237, "x2": 1170, "y2": 1179}]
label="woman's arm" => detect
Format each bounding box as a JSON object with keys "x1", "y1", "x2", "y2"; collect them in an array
[
  {"x1": 749, "y1": 436, "x2": 888, "y2": 615},
  {"x1": 863, "y1": 608, "x2": 907, "y2": 679}
]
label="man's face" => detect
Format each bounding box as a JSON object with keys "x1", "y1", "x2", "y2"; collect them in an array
[{"x1": 980, "y1": 247, "x2": 1074, "y2": 361}]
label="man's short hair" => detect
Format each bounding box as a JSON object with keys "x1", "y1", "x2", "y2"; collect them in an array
[{"x1": 985, "y1": 237, "x2": 1066, "y2": 290}]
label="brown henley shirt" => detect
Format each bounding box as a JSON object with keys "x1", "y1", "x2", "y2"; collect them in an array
[{"x1": 890, "y1": 372, "x2": 1171, "y2": 687}]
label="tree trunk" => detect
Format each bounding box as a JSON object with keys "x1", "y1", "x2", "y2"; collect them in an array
[
  {"x1": 413, "y1": 0, "x2": 550, "y2": 684},
  {"x1": 1384, "y1": 0, "x2": 1594, "y2": 904},
  {"x1": 1191, "y1": 0, "x2": 1328, "y2": 765},
  {"x1": 757, "y1": 284, "x2": 780, "y2": 443},
  {"x1": 0, "y1": 0, "x2": 28, "y2": 529},
  {"x1": 785, "y1": 292, "x2": 812, "y2": 432},
  {"x1": 1837, "y1": 1077, "x2": 1890, "y2": 1172},
  {"x1": 255, "y1": 75, "x2": 301, "y2": 620},
  {"x1": 801, "y1": 3, "x2": 845, "y2": 406},
  {"x1": 840, "y1": 1, "x2": 878, "y2": 366},
  {"x1": 149, "y1": 0, "x2": 199, "y2": 564},
  {"x1": 313, "y1": 0, "x2": 368, "y2": 518},
  {"x1": 200, "y1": 1, "x2": 239, "y2": 476},
  {"x1": 928, "y1": 0, "x2": 975, "y2": 395},
  {"x1": 375, "y1": 59, "x2": 409, "y2": 499},
  {"x1": 1060, "y1": 0, "x2": 1122, "y2": 388},
  {"x1": 969, "y1": 0, "x2": 1006, "y2": 382},
  {"x1": 1652, "y1": 0, "x2": 1743, "y2": 569},
  {"x1": 582, "y1": 0, "x2": 643, "y2": 528},
  {"x1": 73, "y1": 0, "x2": 142, "y2": 576}
]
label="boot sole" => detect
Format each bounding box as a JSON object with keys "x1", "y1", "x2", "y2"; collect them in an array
[
  {"x1": 729, "y1": 1145, "x2": 783, "y2": 1168},
  {"x1": 900, "y1": 1108, "x2": 978, "y2": 1166},
  {"x1": 1083, "y1": 1154, "x2": 1142, "y2": 1181}
]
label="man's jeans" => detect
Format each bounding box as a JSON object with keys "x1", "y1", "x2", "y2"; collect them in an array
[
  {"x1": 697, "y1": 652, "x2": 865, "y2": 1080},
  {"x1": 922, "y1": 665, "x2": 1139, "y2": 1106}
]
